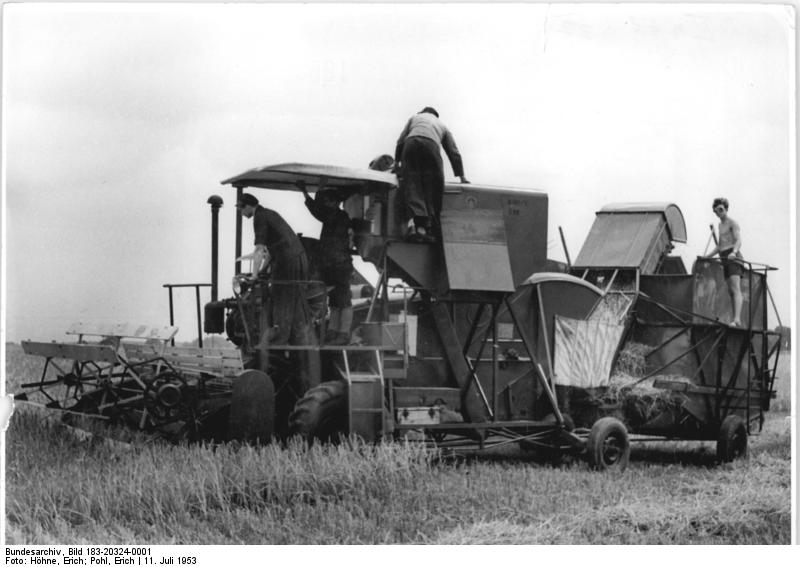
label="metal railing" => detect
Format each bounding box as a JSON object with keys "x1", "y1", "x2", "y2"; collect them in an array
[{"x1": 163, "y1": 283, "x2": 212, "y2": 347}]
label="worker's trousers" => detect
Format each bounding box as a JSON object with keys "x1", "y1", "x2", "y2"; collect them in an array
[
  {"x1": 263, "y1": 252, "x2": 320, "y2": 394},
  {"x1": 400, "y1": 136, "x2": 444, "y2": 230}
]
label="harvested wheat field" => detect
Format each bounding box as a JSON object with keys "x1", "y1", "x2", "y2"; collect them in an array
[{"x1": 3, "y1": 344, "x2": 792, "y2": 545}]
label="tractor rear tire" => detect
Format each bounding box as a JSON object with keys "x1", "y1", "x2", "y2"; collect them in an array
[
  {"x1": 717, "y1": 414, "x2": 748, "y2": 462},
  {"x1": 587, "y1": 417, "x2": 630, "y2": 472},
  {"x1": 228, "y1": 369, "x2": 275, "y2": 444},
  {"x1": 288, "y1": 381, "x2": 347, "y2": 444}
]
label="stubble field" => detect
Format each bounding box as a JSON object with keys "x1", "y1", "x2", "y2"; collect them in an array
[{"x1": 3, "y1": 344, "x2": 793, "y2": 544}]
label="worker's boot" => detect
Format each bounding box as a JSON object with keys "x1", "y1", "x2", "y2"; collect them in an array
[
  {"x1": 325, "y1": 306, "x2": 352, "y2": 345},
  {"x1": 407, "y1": 216, "x2": 435, "y2": 243},
  {"x1": 327, "y1": 332, "x2": 350, "y2": 346},
  {"x1": 324, "y1": 308, "x2": 341, "y2": 343},
  {"x1": 336, "y1": 306, "x2": 353, "y2": 344}
]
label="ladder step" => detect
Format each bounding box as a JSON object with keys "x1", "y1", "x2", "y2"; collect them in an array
[
  {"x1": 384, "y1": 368, "x2": 406, "y2": 380},
  {"x1": 468, "y1": 357, "x2": 532, "y2": 363},
  {"x1": 382, "y1": 349, "x2": 407, "y2": 380},
  {"x1": 348, "y1": 372, "x2": 382, "y2": 382}
]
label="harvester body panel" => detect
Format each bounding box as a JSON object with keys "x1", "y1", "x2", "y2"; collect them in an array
[
  {"x1": 440, "y1": 208, "x2": 515, "y2": 292},
  {"x1": 573, "y1": 203, "x2": 686, "y2": 273}
]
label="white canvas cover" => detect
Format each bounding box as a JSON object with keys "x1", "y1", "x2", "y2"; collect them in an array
[{"x1": 553, "y1": 315, "x2": 626, "y2": 388}]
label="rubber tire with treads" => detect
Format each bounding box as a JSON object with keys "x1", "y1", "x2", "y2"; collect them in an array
[
  {"x1": 586, "y1": 417, "x2": 630, "y2": 472},
  {"x1": 288, "y1": 381, "x2": 347, "y2": 443},
  {"x1": 717, "y1": 414, "x2": 748, "y2": 462},
  {"x1": 228, "y1": 369, "x2": 275, "y2": 444}
]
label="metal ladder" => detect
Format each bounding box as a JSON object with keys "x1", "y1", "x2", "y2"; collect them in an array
[
  {"x1": 345, "y1": 268, "x2": 412, "y2": 440},
  {"x1": 340, "y1": 348, "x2": 386, "y2": 442}
]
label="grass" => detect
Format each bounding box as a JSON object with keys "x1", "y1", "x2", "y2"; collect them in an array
[
  {"x1": 771, "y1": 351, "x2": 792, "y2": 412},
  {"x1": 3, "y1": 344, "x2": 793, "y2": 544}
]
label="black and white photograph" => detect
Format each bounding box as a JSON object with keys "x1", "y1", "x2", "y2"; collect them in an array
[{"x1": 1, "y1": 0, "x2": 796, "y2": 552}]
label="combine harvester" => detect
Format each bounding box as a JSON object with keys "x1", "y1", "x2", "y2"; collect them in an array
[{"x1": 17, "y1": 163, "x2": 782, "y2": 470}]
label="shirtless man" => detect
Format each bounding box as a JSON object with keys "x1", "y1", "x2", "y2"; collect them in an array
[{"x1": 704, "y1": 197, "x2": 744, "y2": 326}]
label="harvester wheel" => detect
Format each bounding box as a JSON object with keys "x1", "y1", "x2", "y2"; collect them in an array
[
  {"x1": 717, "y1": 414, "x2": 748, "y2": 463},
  {"x1": 288, "y1": 381, "x2": 347, "y2": 444},
  {"x1": 587, "y1": 417, "x2": 630, "y2": 472}
]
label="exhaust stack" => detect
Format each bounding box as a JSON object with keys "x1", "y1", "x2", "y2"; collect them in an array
[{"x1": 207, "y1": 195, "x2": 223, "y2": 301}]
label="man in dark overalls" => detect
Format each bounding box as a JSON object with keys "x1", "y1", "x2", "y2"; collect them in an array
[
  {"x1": 238, "y1": 193, "x2": 319, "y2": 393},
  {"x1": 301, "y1": 185, "x2": 354, "y2": 345},
  {"x1": 395, "y1": 107, "x2": 470, "y2": 242}
]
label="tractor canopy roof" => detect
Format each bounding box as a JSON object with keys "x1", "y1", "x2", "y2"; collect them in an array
[
  {"x1": 221, "y1": 162, "x2": 547, "y2": 198},
  {"x1": 221, "y1": 163, "x2": 397, "y2": 195}
]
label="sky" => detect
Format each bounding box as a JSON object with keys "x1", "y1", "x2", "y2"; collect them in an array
[{"x1": 1, "y1": 2, "x2": 795, "y2": 345}]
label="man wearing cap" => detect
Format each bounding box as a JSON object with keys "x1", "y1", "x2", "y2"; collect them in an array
[
  {"x1": 395, "y1": 107, "x2": 469, "y2": 242},
  {"x1": 238, "y1": 193, "x2": 318, "y2": 390}
]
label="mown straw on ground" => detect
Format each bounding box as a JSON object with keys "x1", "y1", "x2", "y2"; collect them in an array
[{"x1": 4, "y1": 344, "x2": 792, "y2": 544}]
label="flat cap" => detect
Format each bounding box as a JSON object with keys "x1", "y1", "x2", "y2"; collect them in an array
[{"x1": 237, "y1": 193, "x2": 259, "y2": 207}]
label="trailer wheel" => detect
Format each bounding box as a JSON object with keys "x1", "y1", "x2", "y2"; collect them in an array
[
  {"x1": 717, "y1": 415, "x2": 748, "y2": 462},
  {"x1": 587, "y1": 417, "x2": 630, "y2": 472},
  {"x1": 288, "y1": 381, "x2": 347, "y2": 443}
]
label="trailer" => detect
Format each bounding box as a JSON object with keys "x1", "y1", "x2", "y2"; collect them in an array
[{"x1": 558, "y1": 204, "x2": 781, "y2": 461}]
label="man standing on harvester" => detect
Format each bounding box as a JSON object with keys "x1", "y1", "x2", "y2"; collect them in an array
[
  {"x1": 237, "y1": 193, "x2": 319, "y2": 391},
  {"x1": 704, "y1": 197, "x2": 744, "y2": 327},
  {"x1": 395, "y1": 107, "x2": 470, "y2": 242},
  {"x1": 300, "y1": 182, "x2": 354, "y2": 345}
]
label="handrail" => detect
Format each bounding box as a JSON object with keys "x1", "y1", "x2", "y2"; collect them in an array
[
  {"x1": 697, "y1": 255, "x2": 777, "y2": 271},
  {"x1": 163, "y1": 283, "x2": 212, "y2": 347}
]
